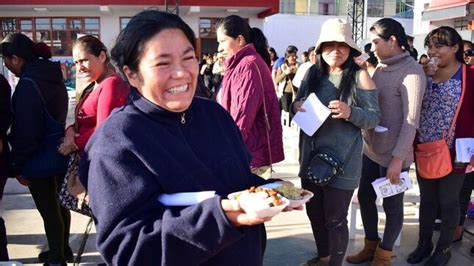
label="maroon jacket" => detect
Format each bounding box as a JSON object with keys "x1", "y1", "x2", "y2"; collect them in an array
[
  {"x1": 454, "y1": 64, "x2": 474, "y2": 173},
  {"x1": 218, "y1": 44, "x2": 284, "y2": 168}
]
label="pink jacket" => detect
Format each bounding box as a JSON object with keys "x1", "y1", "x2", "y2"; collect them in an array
[
  {"x1": 218, "y1": 44, "x2": 284, "y2": 168},
  {"x1": 75, "y1": 75, "x2": 130, "y2": 154}
]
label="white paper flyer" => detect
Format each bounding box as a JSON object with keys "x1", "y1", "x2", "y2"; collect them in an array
[
  {"x1": 371, "y1": 172, "x2": 412, "y2": 198},
  {"x1": 293, "y1": 93, "x2": 331, "y2": 136}
]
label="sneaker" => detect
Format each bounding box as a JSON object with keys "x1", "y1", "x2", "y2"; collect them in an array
[{"x1": 38, "y1": 246, "x2": 73, "y2": 263}]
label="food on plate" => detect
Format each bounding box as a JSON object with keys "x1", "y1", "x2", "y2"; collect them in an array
[
  {"x1": 233, "y1": 186, "x2": 284, "y2": 207},
  {"x1": 228, "y1": 186, "x2": 289, "y2": 218},
  {"x1": 274, "y1": 183, "x2": 312, "y2": 200}
]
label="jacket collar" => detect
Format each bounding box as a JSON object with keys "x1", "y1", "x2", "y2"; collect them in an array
[
  {"x1": 129, "y1": 88, "x2": 193, "y2": 125},
  {"x1": 225, "y1": 44, "x2": 257, "y2": 70}
]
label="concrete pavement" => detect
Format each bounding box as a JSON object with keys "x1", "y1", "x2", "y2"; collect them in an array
[{"x1": 2, "y1": 123, "x2": 474, "y2": 265}]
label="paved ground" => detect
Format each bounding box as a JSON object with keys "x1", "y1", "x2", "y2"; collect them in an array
[{"x1": 2, "y1": 119, "x2": 474, "y2": 265}]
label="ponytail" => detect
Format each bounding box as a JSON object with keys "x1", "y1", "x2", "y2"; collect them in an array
[
  {"x1": 33, "y1": 42, "x2": 52, "y2": 59},
  {"x1": 250, "y1": 28, "x2": 271, "y2": 66}
]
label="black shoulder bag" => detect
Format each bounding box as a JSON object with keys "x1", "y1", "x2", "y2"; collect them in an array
[{"x1": 306, "y1": 133, "x2": 358, "y2": 186}]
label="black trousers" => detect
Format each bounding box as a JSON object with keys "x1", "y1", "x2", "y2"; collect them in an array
[
  {"x1": 302, "y1": 178, "x2": 354, "y2": 266},
  {"x1": 0, "y1": 172, "x2": 8, "y2": 261},
  {"x1": 417, "y1": 170, "x2": 464, "y2": 248},
  {"x1": 358, "y1": 155, "x2": 408, "y2": 251},
  {"x1": 29, "y1": 175, "x2": 71, "y2": 263},
  {"x1": 459, "y1": 172, "x2": 474, "y2": 226}
]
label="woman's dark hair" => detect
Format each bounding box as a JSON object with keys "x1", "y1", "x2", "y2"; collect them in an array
[
  {"x1": 268, "y1": 47, "x2": 278, "y2": 61},
  {"x1": 217, "y1": 15, "x2": 271, "y2": 66},
  {"x1": 74, "y1": 35, "x2": 110, "y2": 65},
  {"x1": 364, "y1": 43, "x2": 378, "y2": 67},
  {"x1": 309, "y1": 48, "x2": 361, "y2": 103},
  {"x1": 424, "y1": 26, "x2": 464, "y2": 63},
  {"x1": 111, "y1": 10, "x2": 196, "y2": 76},
  {"x1": 0, "y1": 33, "x2": 51, "y2": 61},
  {"x1": 463, "y1": 40, "x2": 473, "y2": 49},
  {"x1": 284, "y1": 50, "x2": 297, "y2": 65},
  {"x1": 370, "y1": 18, "x2": 409, "y2": 51}
]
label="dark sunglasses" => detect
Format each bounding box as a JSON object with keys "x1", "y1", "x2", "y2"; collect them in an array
[{"x1": 464, "y1": 49, "x2": 474, "y2": 57}]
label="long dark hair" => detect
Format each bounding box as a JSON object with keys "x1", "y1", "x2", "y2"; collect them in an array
[
  {"x1": 424, "y1": 26, "x2": 464, "y2": 64},
  {"x1": 370, "y1": 18, "x2": 409, "y2": 51},
  {"x1": 268, "y1": 47, "x2": 278, "y2": 61},
  {"x1": 111, "y1": 10, "x2": 196, "y2": 77},
  {"x1": 0, "y1": 33, "x2": 51, "y2": 61},
  {"x1": 307, "y1": 47, "x2": 360, "y2": 103},
  {"x1": 217, "y1": 15, "x2": 271, "y2": 66}
]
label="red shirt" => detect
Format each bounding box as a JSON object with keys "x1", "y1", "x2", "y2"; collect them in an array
[{"x1": 74, "y1": 75, "x2": 130, "y2": 154}]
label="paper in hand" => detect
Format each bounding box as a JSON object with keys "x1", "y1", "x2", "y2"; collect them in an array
[
  {"x1": 371, "y1": 172, "x2": 412, "y2": 198},
  {"x1": 455, "y1": 138, "x2": 474, "y2": 163},
  {"x1": 293, "y1": 93, "x2": 331, "y2": 136}
]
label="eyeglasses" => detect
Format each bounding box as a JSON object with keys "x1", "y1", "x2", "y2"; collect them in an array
[{"x1": 464, "y1": 49, "x2": 474, "y2": 57}]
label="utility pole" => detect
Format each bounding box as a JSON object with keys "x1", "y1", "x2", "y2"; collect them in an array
[
  {"x1": 165, "y1": 0, "x2": 180, "y2": 15},
  {"x1": 347, "y1": 0, "x2": 365, "y2": 45}
]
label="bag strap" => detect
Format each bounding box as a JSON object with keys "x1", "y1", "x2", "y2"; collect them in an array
[
  {"x1": 446, "y1": 64, "x2": 466, "y2": 141},
  {"x1": 22, "y1": 77, "x2": 57, "y2": 123},
  {"x1": 251, "y1": 61, "x2": 273, "y2": 177}
]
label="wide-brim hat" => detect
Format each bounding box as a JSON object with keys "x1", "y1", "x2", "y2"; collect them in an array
[{"x1": 315, "y1": 18, "x2": 361, "y2": 55}]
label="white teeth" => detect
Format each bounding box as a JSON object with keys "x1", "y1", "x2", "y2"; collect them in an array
[{"x1": 168, "y1": 85, "x2": 187, "y2": 94}]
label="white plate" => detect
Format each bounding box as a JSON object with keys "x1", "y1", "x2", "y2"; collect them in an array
[
  {"x1": 285, "y1": 190, "x2": 314, "y2": 208},
  {"x1": 228, "y1": 191, "x2": 289, "y2": 219}
]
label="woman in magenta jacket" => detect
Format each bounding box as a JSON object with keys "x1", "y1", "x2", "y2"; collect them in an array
[{"x1": 217, "y1": 15, "x2": 284, "y2": 178}]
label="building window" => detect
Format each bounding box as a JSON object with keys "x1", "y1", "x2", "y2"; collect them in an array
[
  {"x1": 280, "y1": 0, "x2": 296, "y2": 14},
  {"x1": 199, "y1": 18, "x2": 223, "y2": 38},
  {"x1": 454, "y1": 17, "x2": 468, "y2": 31},
  {"x1": 0, "y1": 17, "x2": 100, "y2": 56},
  {"x1": 367, "y1": 0, "x2": 384, "y2": 17},
  {"x1": 319, "y1": 1, "x2": 336, "y2": 15},
  {"x1": 120, "y1": 17, "x2": 131, "y2": 30}
]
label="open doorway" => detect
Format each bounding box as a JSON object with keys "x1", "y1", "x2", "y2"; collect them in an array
[{"x1": 200, "y1": 38, "x2": 218, "y2": 57}]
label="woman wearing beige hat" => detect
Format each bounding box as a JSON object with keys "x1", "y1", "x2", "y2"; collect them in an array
[
  {"x1": 346, "y1": 18, "x2": 426, "y2": 266},
  {"x1": 292, "y1": 18, "x2": 380, "y2": 266}
]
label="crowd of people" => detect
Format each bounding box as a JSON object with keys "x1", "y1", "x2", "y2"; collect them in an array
[{"x1": 0, "y1": 9, "x2": 473, "y2": 266}]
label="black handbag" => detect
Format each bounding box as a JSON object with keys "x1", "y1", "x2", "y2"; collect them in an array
[
  {"x1": 306, "y1": 133, "x2": 358, "y2": 186},
  {"x1": 21, "y1": 78, "x2": 69, "y2": 179}
]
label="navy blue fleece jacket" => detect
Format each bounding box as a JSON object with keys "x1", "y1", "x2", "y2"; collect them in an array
[
  {"x1": 79, "y1": 89, "x2": 269, "y2": 265},
  {"x1": 9, "y1": 59, "x2": 68, "y2": 175}
]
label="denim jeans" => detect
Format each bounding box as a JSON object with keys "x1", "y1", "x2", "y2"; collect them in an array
[{"x1": 302, "y1": 178, "x2": 354, "y2": 266}]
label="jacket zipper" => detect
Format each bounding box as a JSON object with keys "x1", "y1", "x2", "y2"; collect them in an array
[{"x1": 181, "y1": 113, "x2": 186, "y2": 124}]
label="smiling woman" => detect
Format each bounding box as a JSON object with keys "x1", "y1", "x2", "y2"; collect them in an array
[
  {"x1": 123, "y1": 29, "x2": 198, "y2": 113},
  {"x1": 78, "y1": 10, "x2": 290, "y2": 265}
]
